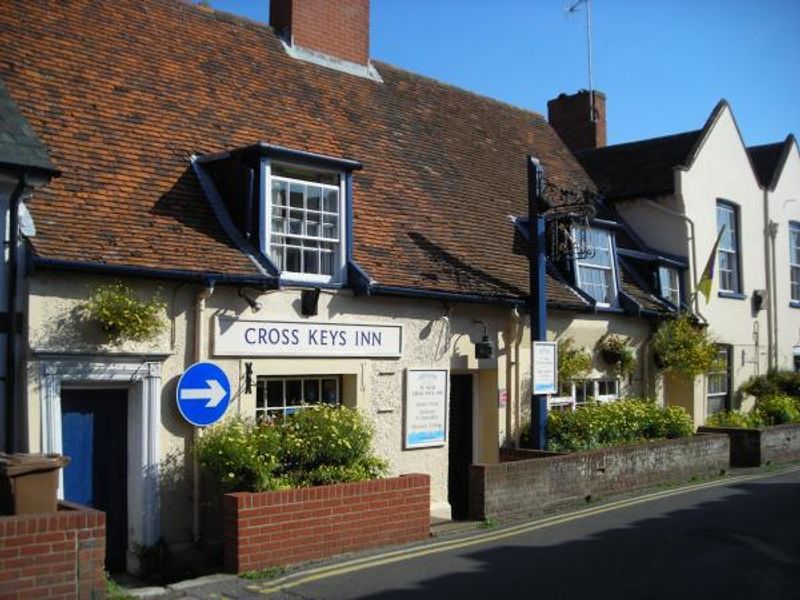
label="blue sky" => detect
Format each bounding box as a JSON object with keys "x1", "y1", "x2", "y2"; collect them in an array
[{"x1": 202, "y1": 0, "x2": 799, "y2": 146}]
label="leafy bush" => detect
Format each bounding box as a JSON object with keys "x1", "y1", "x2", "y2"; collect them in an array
[
  {"x1": 84, "y1": 282, "x2": 165, "y2": 342},
  {"x1": 755, "y1": 394, "x2": 800, "y2": 425},
  {"x1": 739, "y1": 371, "x2": 800, "y2": 400},
  {"x1": 705, "y1": 410, "x2": 764, "y2": 428},
  {"x1": 545, "y1": 398, "x2": 693, "y2": 452},
  {"x1": 196, "y1": 406, "x2": 387, "y2": 492},
  {"x1": 557, "y1": 337, "x2": 593, "y2": 382},
  {"x1": 652, "y1": 314, "x2": 716, "y2": 377}
]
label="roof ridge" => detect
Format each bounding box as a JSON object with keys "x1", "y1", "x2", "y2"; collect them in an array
[
  {"x1": 577, "y1": 129, "x2": 702, "y2": 155},
  {"x1": 359, "y1": 60, "x2": 548, "y2": 122}
]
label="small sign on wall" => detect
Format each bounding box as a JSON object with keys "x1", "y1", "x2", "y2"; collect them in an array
[
  {"x1": 533, "y1": 341, "x2": 558, "y2": 395},
  {"x1": 404, "y1": 369, "x2": 448, "y2": 449}
]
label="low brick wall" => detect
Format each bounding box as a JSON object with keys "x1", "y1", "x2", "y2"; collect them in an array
[
  {"x1": 0, "y1": 501, "x2": 106, "y2": 600},
  {"x1": 224, "y1": 474, "x2": 430, "y2": 573},
  {"x1": 470, "y1": 435, "x2": 729, "y2": 522},
  {"x1": 698, "y1": 423, "x2": 800, "y2": 467}
]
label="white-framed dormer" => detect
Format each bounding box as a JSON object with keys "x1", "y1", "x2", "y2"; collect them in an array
[
  {"x1": 260, "y1": 155, "x2": 349, "y2": 286},
  {"x1": 572, "y1": 224, "x2": 619, "y2": 308}
]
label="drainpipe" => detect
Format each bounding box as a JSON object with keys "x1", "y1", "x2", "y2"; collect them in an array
[
  {"x1": 763, "y1": 185, "x2": 775, "y2": 371},
  {"x1": 192, "y1": 282, "x2": 215, "y2": 545},
  {"x1": 5, "y1": 174, "x2": 27, "y2": 453},
  {"x1": 506, "y1": 307, "x2": 521, "y2": 448},
  {"x1": 769, "y1": 219, "x2": 779, "y2": 370},
  {"x1": 644, "y1": 198, "x2": 706, "y2": 323}
]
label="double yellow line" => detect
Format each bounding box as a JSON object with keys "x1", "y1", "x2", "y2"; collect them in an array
[{"x1": 250, "y1": 465, "x2": 799, "y2": 595}]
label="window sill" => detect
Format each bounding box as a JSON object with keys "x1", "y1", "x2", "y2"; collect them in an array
[
  {"x1": 594, "y1": 305, "x2": 625, "y2": 314},
  {"x1": 717, "y1": 291, "x2": 747, "y2": 300},
  {"x1": 790, "y1": 301, "x2": 800, "y2": 309}
]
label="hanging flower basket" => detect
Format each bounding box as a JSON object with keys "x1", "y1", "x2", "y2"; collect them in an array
[{"x1": 598, "y1": 335, "x2": 636, "y2": 377}]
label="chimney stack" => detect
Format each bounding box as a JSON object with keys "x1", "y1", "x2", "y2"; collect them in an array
[
  {"x1": 547, "y1": 90, "x2": 607, "y2": 153},
  {"x1": 270, "y1": 0, "x2": 370, "y2": 67}
]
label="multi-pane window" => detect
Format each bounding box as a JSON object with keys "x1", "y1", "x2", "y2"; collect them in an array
[
  {"x1": 658, "y1": 266, "x2": 680, "y2": 306},
  {"x1": 574, "y1": 227, "x2": 618, "y2": 306},
  {"x1": 566, "y1": 379, "x2": 619, "y2": 405},
  {"x1": 706, "y1": 346, "x2": 731, "y2": 415},
  {"x1": 268, "y1": 164, "x2": 342, "y2": 282},
  {"x1": 790, "y1": 222, "x2": 800, "y2": 302},
  {"x1": 256, "y1": 375, "x2": 340, "y2": 420},
  {"x1": 716, "y1": 202, "x2": 740, "y2": 293}
]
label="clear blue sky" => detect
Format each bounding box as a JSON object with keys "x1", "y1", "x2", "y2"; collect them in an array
[{"x1": 202, "y1": 0, "x2": 799, "y2": 146}]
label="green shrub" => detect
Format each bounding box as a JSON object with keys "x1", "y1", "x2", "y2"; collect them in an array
[
  {"x1": 755, "y1": 394, "x2": 800, "y2": 425},
  {"x1": 739, "y1": 371, "x2": 800, "y2": 400},
  {"x1": 598, "y1": 335, "x2": 636, "y2": 377},
  {"x1": 196, "y1": 406, "x2": 387, "y2": 492},
  {"x1": 84, "y1": 282, "x2": 165, "y2": 342},
  {"x1": 652, "y1": 314, "x2": 716, "y2": 377},
  {"x1": 545, "y1": 398, "x2": 693, "y2": 452},
  {"x1": 705, "y1": 410, "x2": 764, "y2": 428},
  {"x1": 557, "y1": 337, "x2": 593, "y2": 382}
]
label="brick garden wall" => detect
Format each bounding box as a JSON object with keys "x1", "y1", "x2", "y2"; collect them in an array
[
  {"x1": 0, "y1": 502, "x2": 105, "y2": 600},
  {"x1": 224, "y1": 474, "x2": 430, "y2": 573},
  {"x1": 698, "y1": 423, "x2": 800, "y2": 467},
  {"x1": 470, "y1": 435, "x2": 729, "y2": 522}
]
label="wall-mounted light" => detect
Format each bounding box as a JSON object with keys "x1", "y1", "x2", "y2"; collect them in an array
[
  {"x1": 238, "y1": 288, "x2": 263, "y2": 313},
  {"x1": 301, "y1": 288, "x2": 321, "y2": 317},
  {"x1": 474, "y1": 319, "x2": 495, "y2": 360}
]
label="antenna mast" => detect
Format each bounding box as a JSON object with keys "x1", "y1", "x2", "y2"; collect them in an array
[{"x1": 566, "y1": 0, "x2": 596, "y2": 123}]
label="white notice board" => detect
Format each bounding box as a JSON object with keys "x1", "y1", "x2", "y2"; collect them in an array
[
  {"x1": 533, "y1": 341, "x2": 558, "y2": 395},
  {"x1": 405, "y1": 369, "x2": 448, "y2": 449}
]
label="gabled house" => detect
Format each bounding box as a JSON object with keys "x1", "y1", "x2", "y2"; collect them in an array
[
  {"x1": 2, "y1": 0, "x2": 669, "y2": 572},
  {"x1": 565, "y1": 94, "x2": 799, "y2": 425}
]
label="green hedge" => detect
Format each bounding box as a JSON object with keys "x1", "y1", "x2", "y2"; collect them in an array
[
  {"x1": 739, "y1": 371, "x2": 800, "y2": 399},
  {"x1": 707, "y1": 393, "x2": 800, "y2": 428},
  {"x1": 543, "y1": 398, "x2": 694, "y2": 452},
  {"x1": 196, "y1": 406, "x2": 387, "y2": 492}
]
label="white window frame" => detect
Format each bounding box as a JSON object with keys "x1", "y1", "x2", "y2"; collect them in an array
[
  {"x1": 716, "y1": 202, "x2": 740, "y2": 294},
  {"x1": 256, "y1": 375, "x2": 341, "y2": 420},
  {"x1": 261, "y1": 158, "x2": 348, "y2": 285},
  {"x1": 561, "y1": 378, "x2": 619, "y2": 406},
  {"x1": 790, "y1": 222, "x2": 800, "y2": 302},
  {"x1": 572, "y1": 226, "x2": 619, "y2": 308},
  {"x1": 706, "y1": 346, "x2": 731, "y2": 415},
  {"x1": 658, "y1": 265, "x2": 681, "y2": 306}
]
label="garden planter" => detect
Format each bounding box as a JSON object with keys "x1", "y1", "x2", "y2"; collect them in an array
[
  {"x1": 601, "y1": 348, "x2": 622, "y2": 365},
  {"x1": 223, "y1": 474, "x2": 430, "y2": 573},
  {"x1": 698, "y1": 423, "x2": 800, "y2": 467}
]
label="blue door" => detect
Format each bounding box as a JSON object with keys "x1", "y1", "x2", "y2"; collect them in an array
[{"x1": 61, "y1": 389, "x2": 128, "y2": 572}]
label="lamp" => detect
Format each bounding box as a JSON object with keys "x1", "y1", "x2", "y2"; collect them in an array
[
  {"x1": 473, "y1": 319, "x2": 495, "y2": 360},
  {"x1": 237, "y1": 288, "x2": 263, "y2": 312},
  {"x1": 301, "y1": 288, "x2": 321, "y2": 317}
]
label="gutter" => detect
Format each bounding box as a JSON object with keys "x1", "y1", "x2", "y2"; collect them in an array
[{"x1": 30, "y1": 257, "x2": 278, "y2": 287}]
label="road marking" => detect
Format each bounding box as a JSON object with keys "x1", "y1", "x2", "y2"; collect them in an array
[{"x1": 254, "y1": 465, "x2": 800, "y2": 595}]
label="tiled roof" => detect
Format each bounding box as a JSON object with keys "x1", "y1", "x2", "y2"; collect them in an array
[
  {"x1": 0, "y1": 79, "x2": 57, "y2": 174},
  {"x1": 1, "y1": 0, "x2": 598, "y2": 301},
  {"x1": 747, "y1": 141, "x2": 785, "y2": 189},
  {"x1": 576, "y1": 131, "x2": 702, "y2": 200}
]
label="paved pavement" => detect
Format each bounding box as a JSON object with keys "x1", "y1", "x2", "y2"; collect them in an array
[{"x1": 163, "y1": 466, "x2": 800, "y2": 600}]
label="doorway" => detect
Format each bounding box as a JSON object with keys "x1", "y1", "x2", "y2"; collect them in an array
[
  {"x1": 448, "y1": 374, "x2": 474, "y2": 520},
  {"x1": 61, "y1": 388, "x2": 129, "y2": 573}
]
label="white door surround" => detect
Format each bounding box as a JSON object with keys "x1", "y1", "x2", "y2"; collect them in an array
[{"x1": 39, "y1": 357, "x2": 162, "y2": 551}]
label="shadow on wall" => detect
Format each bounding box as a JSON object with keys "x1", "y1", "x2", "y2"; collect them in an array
[{"x1": 348, "y1": 479, "x2": 800, "y2": 600}]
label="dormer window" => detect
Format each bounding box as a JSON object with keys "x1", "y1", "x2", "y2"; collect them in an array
[
  {"x1": 573, "y1": 225, "x2": 618, "y2": 307},
  {"x1": 263, "y1": 161, "x2": 347, "y2": 284},
  {"x1": 658, "y1": 266, "x2": 681, "y2": 307}
]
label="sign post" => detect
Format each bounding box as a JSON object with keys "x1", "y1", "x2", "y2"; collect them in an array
[{"x1": 176, "y1": 362, "x2": 231, "y2": 427}]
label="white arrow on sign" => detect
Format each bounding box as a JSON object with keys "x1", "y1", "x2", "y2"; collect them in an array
[{"x1": 179, "y1": 379, "x2": 226, "y2": 408}]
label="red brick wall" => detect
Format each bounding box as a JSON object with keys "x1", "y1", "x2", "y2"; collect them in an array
[
  {"x1": 224, "y1": 474, "x2": 429, "y2": 573},
  {"x1": 547, "y1": 90, "x2": 607, "y2": 152},
  {"x1": 0, "y1": 502, "x2": 106, "y2": 600},
  {"x1": 270, "y1": 0, "x2": 370, "y2": 66}
]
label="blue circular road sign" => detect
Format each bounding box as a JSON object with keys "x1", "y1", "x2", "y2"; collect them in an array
[{"x1": 176, "y1": 362, "x2": 231, "y2": 427}]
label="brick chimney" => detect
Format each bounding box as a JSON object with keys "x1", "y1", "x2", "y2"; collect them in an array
[
  {"x1": 270, "y1": 0, "x2": 370, "y2": 66},
  {"x1": 547, "y1": 90, "x2": 607, "y2": 152}
]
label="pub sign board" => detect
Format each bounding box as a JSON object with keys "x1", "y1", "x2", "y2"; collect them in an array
[{"x1": 405, "y1": 368, "x2": 448, "y2": 449}]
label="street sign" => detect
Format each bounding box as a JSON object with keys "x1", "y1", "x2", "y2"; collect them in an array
[{"x1": 176, "y1": 362, "x2": 231, "y2": 427}]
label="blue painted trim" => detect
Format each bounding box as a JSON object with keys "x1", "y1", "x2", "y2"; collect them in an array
[
  {"x1": 595, "y1": 306, "x2": 626, "y2": 315},
  {"x1": 789, "y1": 300, "x2": 800, "y2": 309},
  {"x1": 616, "y1": 247, "x2": 688, "y2": 269},
  {"x1": 278, "y1": 279, "x2": 346, "y2": 290},
  {"x1": 30, "y1": 257, "x2": 279, "y2": 286},
  {"x1": 718, "y1": 291, "x2": 747, "y2": 300},
  {"x1": 229, "y1": 143, "x2": 362, "y2": 172}
]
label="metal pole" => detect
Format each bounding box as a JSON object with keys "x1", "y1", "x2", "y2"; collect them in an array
[{"x1": 527, "y1": 157, "x2": 548, "y2": 450}]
